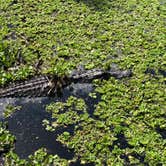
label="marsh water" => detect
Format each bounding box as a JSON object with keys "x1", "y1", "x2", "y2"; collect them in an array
[{"x1": 0, "y1": 83, "x2": 98, "y2": 160}]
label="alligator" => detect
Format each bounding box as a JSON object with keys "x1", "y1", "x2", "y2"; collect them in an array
[{"x1": 0, "y1": 65, "x2": 132, "y2": 98}]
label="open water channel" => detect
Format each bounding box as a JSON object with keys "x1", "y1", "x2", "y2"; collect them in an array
[{"x1": 0, "y1": 83, "x2": 98, "y2": 162}]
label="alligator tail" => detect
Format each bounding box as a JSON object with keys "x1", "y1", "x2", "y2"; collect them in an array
[{"x1": 0, "y1": 75, "x2": 50, "y2": 98}]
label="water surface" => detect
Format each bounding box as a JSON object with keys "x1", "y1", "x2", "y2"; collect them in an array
[{"x1": 0, "y1": 83, "x2": 97, "y2": 159}]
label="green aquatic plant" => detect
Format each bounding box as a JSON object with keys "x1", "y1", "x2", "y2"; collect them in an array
[
  {"x1": 46, "y1": 96, "x2": 87, "y2": 127},
  {"x1": 0, "y1": 122, "x2": 15, "y2": 154},
  {"x1": 4, "y1": 148, "x2": 70, "y2": 166},
  {"x1": 4, "y1": 151, "x2": 27, "y2": 166},
  {"x1": 0, "y1": 0, "x2": 165, "y2": 165},
  {"x1": 44, "y1": 75, "x2": 166, "y2": 165},
  {"x1": 3, "y1": 105, "x2": 21, "y2": 118}
]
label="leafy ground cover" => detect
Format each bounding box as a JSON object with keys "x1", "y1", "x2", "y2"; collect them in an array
[{"x1": 0, "y1": 0, "x2": 166, "y2": 165}]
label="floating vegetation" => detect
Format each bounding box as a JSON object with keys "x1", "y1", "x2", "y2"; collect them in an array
[
  {"x1": 45, "y1": 95, "x2": 166, "y2": 165},
  {"x1": 0, "y1": 0, "x2": 165, "y2": 165},
  {"x1": 3, "y1": 105, "x2": 21, "y2": 118},
  {"x1": 0, "y1": 122, "x2": 15, "y2": 156}
]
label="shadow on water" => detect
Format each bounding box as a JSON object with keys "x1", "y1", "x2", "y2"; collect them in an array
[
  {"x1": 109, "y1": 132, "x2": 148, "y2": 165},
  {"x1": 74, "y1": 0, "x2": 112, "y2": 11},
  {"x1": 0, "y1": 83, "x2": 99, "y2": 161},
  {"x1": 156, "y1": 126, "x2": 166, "y2": 139},
  {"x1": 145, "y1": 68, "x2": 166, "y2": 78}
]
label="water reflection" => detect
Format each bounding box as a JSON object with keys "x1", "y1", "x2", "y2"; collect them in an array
[{"x1": 0, "y1": 83, "x2": 97, "y2": 159}]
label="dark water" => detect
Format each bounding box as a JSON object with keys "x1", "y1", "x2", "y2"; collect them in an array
[
  {"x1": 7, "y1": 97, "x2": 75, "y2": 159},
  {"x1": 0, "y1": 83, "x2": 98, "y2": 160}
]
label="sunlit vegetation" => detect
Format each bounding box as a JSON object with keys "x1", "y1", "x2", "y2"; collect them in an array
[{"x1": 0, "y1": 0, "x2": 165, "y2": 165}]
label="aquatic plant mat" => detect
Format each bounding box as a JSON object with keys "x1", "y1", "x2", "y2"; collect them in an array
[{"x1": 0, "y1": 0, "x2": 166, "y2": 165}]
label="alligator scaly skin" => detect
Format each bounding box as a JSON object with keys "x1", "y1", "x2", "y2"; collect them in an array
[
  {"x1": 0, "y1": 67, "x2": 132, "y2": 98},
  {"x1": 0, "y1": 75, "x2": 51, "y2": 97}
]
